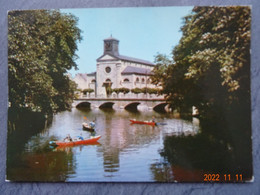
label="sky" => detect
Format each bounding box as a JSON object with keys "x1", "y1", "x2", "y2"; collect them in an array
[{"x1": 61, "y1": 7, "x2": 193, "y2": 77}]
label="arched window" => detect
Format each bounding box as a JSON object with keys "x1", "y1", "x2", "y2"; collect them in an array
[
  {"x1": 106, "y1": 78, "x2": 111, "y2": 82},
  {"x1": 91, "y1": 79, "x2": 96, "y2": 83},
  {"x1": 136, "y1": 77, "x2": 139, "y2": 82},
  {"x1": 141, "y1": 78, "x2": 145, "y2": 83},
  {"x1": 123, "y1": 78, "x2": 130, "y2": 82},
  {"x1": 147, "y1": 78, "x2": 151, "y2": 84}
]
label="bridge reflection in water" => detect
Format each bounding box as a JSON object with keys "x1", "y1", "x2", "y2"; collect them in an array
[{"x1": 73, "y1": 98, "x2": 170, "y2": 112}]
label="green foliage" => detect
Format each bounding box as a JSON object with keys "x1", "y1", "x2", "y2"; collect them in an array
[
  {"x1": 131, "y1": 88, "x2": 143, "y2": 94},
  {"x1": 112, "y1": 88, "x2": 129, "y2": 97},
  {"x1": 151, "y1": 54, "x2": 172, "y2": 86},
  {"x1": 82, "y1": 88, "x2": 94, "y2": 95},
  {"x1": 140, "y1": 87, "x2": 158, "y2": 94},
  {"x1": 148, "y1": 88, "x2": 160, "y2": 95},
  {"x1": 154, "y1": 6, "x2": 251, "y2": 116},
  {"x1": 118, "y1": 87, "x2": 130, "y2": 94},
  {"x1": 131, "y1": 87, "x2": 160, "y2": 95},
  {"x1": 141, "y1": 87, "x2": 148, "y2": 94},
  {"x1": 112, "y1": 88, "x2": 120, "y2": 94},
  {"x1": 8, "y1": 10, "x2": 82, "y2": 114}
]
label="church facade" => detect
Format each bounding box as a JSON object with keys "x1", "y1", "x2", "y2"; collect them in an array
[{"x1": 73, "y1": 36, "x2": 160, "y2": 98}]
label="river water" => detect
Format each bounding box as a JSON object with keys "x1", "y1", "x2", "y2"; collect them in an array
[{"x1": 6, "y1": 107, "x2": 252, "y2": 182}]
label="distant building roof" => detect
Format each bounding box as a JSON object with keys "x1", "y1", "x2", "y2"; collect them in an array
[
  {"x1": 121, "y1": 66, "x2": 153, "y2": 76},
  {"x1": 88, "y1": 72, "x2": 96, "y2": 76},
  {"x1": 74, "y1": 73, "x2": 88, "y2": 81}
]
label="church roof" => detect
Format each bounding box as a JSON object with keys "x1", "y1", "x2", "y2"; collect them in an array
[
  {"x1": 117, "y1": 55, "x2": 154, "y2": 66},
  {"x1": 97, "y1": 53, "x2": 155, "y2": 66},
  {"x1": 121, "y1": 66, "x2": 153, "y2": 76}
]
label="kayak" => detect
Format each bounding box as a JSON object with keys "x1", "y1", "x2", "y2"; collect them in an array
[
  {"x1": 82, "y1": 122, "x2": 95, "y2": 131},
  {"x1": 50, "y1": 135, "x2": 101, "y2": 147},
  {"x1": 55, "y1": 142, "x2": 101, "y2": 151},
  {"x1": 130, "y1": 119, "x2": 156, "y2": 126}
]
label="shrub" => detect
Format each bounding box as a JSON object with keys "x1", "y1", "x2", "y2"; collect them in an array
[
  {"x1": 119, "y1": 87, "x2": 130, "y2": 94},
  {"x1": 131, "y1": 88, "x2": 142, "y2": 94},
  {"x1": 113, "y1": 88, "x2": 120, "y2": 94},
  {"x1": 82, "y1": 88, "x2": 94, "y2": 95}
]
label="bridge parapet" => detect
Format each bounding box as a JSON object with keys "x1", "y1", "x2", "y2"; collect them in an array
[
  {"x1": 80, "y1": 93, "x2": 165, "y2": 99},
  {"x1": 76, "y1": 98, "x2": 165, "y2": 101},
  {"x1": 73, "y1": 98, "x2": 169, "y2": 112}
]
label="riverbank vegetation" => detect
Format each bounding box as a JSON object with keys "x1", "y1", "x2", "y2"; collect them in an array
[
  {"x1": 152, "y1": 6, "x2": 252, "y2": 179},
  {"x1": 8, "y1": 10, "x2": 82, "y2": 114},
  {"x1": 152, "y1": 6, "x2": 250, "y2": 119}
]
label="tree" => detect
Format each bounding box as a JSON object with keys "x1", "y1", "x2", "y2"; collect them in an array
[
  {"x1": 131, "y1": 88, "x2": 143, "y2": 94},
  {"x1": 8, "y1": 10, "x2": 82, "y2": 114},
  {"x1": 154, "y1": 6, "x2": 251, "y2": 116},
  {"x1": 82, "y1": 88, "x2": 94, "y2": 95},
  {"x1": 151, "y1": 54, "x2": 172, "y2": 87},
  {"x1": 147, "y1": 88, "x2": 160, "y2": 95},
  {"x1": 111, "y1": 87, "x2": 130, "y2": 98},
  {"x1": 112, "y1": 88, "x2": 120, "y2": 97},
  {"x1": 153, "y1": 7, "x2": 252, "y2": 176},
  {"x1": 119, "y1": 87, "x2": 130, "y2": 95}
]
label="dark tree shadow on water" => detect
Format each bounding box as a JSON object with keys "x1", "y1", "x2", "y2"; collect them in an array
[{"x1": 154, "y1": 110, "x2": 252, "y2": 182}]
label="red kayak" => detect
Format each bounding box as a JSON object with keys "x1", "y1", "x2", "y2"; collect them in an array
[
  {"x1": 51, "y1": 135, "x2": 101, "y2": 147},
  {"x1": 55, "y1": 142, "x2": 101, "y2": 150},
  {"x1": 130, "y1": 119, "x2": 156, "y2": 126}
]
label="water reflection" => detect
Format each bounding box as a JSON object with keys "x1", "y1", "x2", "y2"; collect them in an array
[
  {"x1": 7, "y1": 146, "x2": 75, "y2": 182},
  {"x1": 7, "y1": 108, "x2": 202, "y2": 182},
  {"x1": 157, "y1": 128, "x2": 252, "y2": 182}
]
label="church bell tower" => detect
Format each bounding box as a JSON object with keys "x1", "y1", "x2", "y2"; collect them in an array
[{"x1": 103, "y1": 35, "x2": 119, "y2": 56}]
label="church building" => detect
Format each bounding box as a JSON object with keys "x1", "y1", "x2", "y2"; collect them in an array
[{"x1": 73, "y1": 36, "x2": 159, "y2": 98}]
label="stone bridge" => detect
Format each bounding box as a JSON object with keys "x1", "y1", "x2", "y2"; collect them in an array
[{"x1": 73, "y1": 98, "x2": 169, "y2": 112}]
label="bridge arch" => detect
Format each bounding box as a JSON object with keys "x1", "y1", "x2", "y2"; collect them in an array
[
  {"x1": 153, "y1": 103, "x2": 168, "y2": 113},
  {"x1": 99, "y1": 102, "x2": 115, "y2": 109},
  {"x1": 76, "y1": 102, "x2": 91, "y2": 109},
  {"x1": 73, "y1": 99, "x2": 168, "y2": 112},
  {"x1": 124, "y1": 102, "x2": 140, "y2": 111}
]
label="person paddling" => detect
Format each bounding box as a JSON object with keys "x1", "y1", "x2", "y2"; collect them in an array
[
  {"x1": 89, "y1": 120, "x2": 96, "y2": 130},
  {"x1": 64, "y1": 134, "x2": 72, "y2": 142},
  {"x1": 77, "y1": 134, "x2": 84, "y2": 140},
  {"x1": 151, "y1": 116, "x2": 158, "y2": 126}
]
